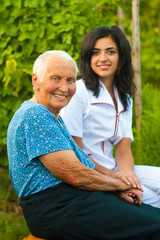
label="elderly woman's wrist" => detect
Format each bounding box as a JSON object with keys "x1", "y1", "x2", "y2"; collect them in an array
[{"x1": 110, "y1": 178, "x2": 130, "y2": 191}]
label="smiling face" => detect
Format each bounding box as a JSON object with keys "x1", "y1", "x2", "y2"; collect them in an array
[
  {"x1": 91, "y1": 36, "x2": 119, "y2": 84},
  {"x1": 32, "y1": 56, "x2": 76, "y2": 117}
]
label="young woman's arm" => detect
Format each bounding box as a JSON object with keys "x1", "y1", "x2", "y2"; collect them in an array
[
  {"x1": 115, "y1": 138, "x2": 143, "y2": 191},
  {"x1": 72, "y1": 136, "x2": 140, "y2": 186},
  {"x1": 72, "y1": 136, "x2": 114, "y2": 175}
]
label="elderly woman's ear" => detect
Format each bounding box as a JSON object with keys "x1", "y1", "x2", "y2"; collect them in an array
[{"x1": 32, "y1": 73, "x2": 40, "y2": 90}]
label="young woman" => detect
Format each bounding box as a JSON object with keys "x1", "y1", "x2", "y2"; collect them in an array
[{"x1": 61, "y1": 26, "x2": 160, "y2": 208}]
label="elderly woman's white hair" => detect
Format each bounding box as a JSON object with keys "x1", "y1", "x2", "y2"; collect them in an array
[{"x1": 33, "y1": 50, "x2": 78, "y2": 82}]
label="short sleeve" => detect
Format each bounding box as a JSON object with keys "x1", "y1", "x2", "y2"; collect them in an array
[
  {"x1": 60, "y1": 80, "x2": 88, "y2": 138},
  {"x1": 24, "y1": 106, "x2": 72, "y2": 161}
]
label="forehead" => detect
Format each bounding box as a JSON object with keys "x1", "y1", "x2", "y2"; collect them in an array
[
  {"x1": 94, "y1": 36, "x2": 118, "y2": 48},
  {"x1": 46, "y1": 56, "x2": 76, "y2": 75}
]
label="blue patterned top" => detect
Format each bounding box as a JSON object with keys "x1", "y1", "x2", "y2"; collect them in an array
[{"x1": 7, "y1": 101, "x2": 95, "y2": 198}]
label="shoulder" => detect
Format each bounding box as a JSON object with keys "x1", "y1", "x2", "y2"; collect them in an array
[
  {"x1": 22, "y1": 101, "x2": 53, "y2": 120},
  {"x1": 126, "y1": 95, "x2": 133, "y2": 110},
  {"x1": 75, "y1": 79, "x2": 89, "y2": 102},
  {"x1": 72, "y1": 79, "x2": 90, "y2": 112},
  {"x1": 122, "y1": 96, "x2": 133, "y2": 119},
  {"x1": 60, "y1": 80, "x2": 89, "y2": 123},
  {"x1": 76, "y1": 79, "x2": 88, "y2": 93},
  {"x1": 11, "y1": 101, "x2": 56, "y2": 129}
]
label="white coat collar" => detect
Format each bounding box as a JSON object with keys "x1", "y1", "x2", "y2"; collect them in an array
[{"x1": 89, "y1": 80, "x2": 124, "y2": 113}]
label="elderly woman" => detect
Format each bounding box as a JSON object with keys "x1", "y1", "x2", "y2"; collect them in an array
[{"x1": 7, "y1": 50, "x2": 160, "y2": 240}]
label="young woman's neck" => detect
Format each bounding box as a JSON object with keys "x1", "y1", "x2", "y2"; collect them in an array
[{"x1": 100, "y1": 77, "x2": 114, "y2": 95}]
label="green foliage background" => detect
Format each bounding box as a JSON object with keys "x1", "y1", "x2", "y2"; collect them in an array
[
  {"x1": 132, "y1": 84, "x2": 160, "y2": 166},
  {"x1": 0, "y1": 0, "x2": 160, "y2": 167}
]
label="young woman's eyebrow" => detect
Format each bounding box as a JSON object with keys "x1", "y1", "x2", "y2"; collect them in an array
[
  {"x1": 93, "y1": 47, "x2": 117, "y2": 51},
  {"x1": 93, "y1": 48, "x2": 100, "y2": 50},
  {"x1": 106, "y1": 47, "x2": 117, "y2": 50}
]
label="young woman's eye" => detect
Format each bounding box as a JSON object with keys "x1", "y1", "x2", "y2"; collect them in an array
[
  {"x1": 92, "y1": 51, "x2": 99, "y2": 55},
  {"x1": 107, "y1": 50, "x2": 117, "y2": 55}
]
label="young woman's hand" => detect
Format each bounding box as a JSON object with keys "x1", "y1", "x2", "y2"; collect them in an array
[{"x1": 115, "y1": 188, "x2": 143, "y2": 205}]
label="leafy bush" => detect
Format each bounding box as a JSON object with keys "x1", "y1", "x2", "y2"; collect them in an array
[{"x1": 132, "y1": 84, "x2": 160, "y2": 166}]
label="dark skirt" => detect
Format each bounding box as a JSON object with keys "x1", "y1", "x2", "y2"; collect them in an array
[{"x1": 20, "y1": 182, "x2": 160, "y2": 240}]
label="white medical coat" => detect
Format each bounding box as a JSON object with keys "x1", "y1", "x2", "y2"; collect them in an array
[{"x1": 61, "y1": 79, "x2": 133, "y2": 170}]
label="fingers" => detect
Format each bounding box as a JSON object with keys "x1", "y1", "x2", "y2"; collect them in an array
[
  {"x1": 115, "y1": 170, "x2": 143, "y2": 191},
  {"x1": 115, "y1": 188, "x2": 143, "y2": 205},
  {"x1": 126, "y1": 189, "x2": 143, "y2": 205},
  {"x1": 120, "y1": 175, "x2": 132, "y2": 186},
  {"x1": 125, "y1": 174, "x2": 143, "y2": 191},
  {"x1": 126, "y1": 192, "x2": 136, "y2": 198},
  {"x1": 116, "y1": 192, "x2": 136, "y2": 204},
  {"x1": 134, "y1": 191, "x2": 143, "y2": 205}
]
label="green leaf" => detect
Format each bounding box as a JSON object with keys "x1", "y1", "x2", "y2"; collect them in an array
[
  {"x1": 18, "y1": 32, "x2": 28, "y2": 41},
  {"x1": 2, "y1": 46, "x2": 12, "y2": 57},
  {"x1": 52, "y1": 13, "x2": 62, "y2": 24},
  {"x1": 24, "y1": 0, "x2": 39, "y2": 8},
  {"x1": 62, "y1": 33, "x2": 72, "y2": 44}
]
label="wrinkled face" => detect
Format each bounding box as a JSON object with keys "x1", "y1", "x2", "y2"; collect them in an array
[
  {"x1": 91, "y1": 36, "x2": 119, "y2": 83},
  {"x1": 33, "y1": 56, "x2": 76, "y2": 117}
]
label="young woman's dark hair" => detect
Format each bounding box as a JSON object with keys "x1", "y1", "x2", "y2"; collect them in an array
[{"x1": 79, "y1": 26, "x2": 136, "y2": 110}]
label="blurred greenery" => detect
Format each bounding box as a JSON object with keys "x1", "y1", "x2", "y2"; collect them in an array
[
  {"x1": 132, "y1": 84, "x2": 160, "y2": 166},
  {"x1": 0, "y1": 167, "x2": 29, "y2": 239},
  {"x1": 122, "y1": 0, "x2": 160, "y2": 87}
]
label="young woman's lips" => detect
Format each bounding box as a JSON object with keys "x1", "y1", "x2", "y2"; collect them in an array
[{"x1": 98, "y1": 65, "x2": 111, "y2": 70}]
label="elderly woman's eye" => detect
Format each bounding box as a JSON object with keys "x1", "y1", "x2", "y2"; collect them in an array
[
  {"x1": 52, "y1": 77, "x2": 59, "y2": 81},
  {"x1": 67, "y1": 78, "x2": 74, "y2": 83}
]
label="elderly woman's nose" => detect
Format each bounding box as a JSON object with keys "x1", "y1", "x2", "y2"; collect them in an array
[{"x1": 59, "y1": 80, "x2": 68, "y2": 92}]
